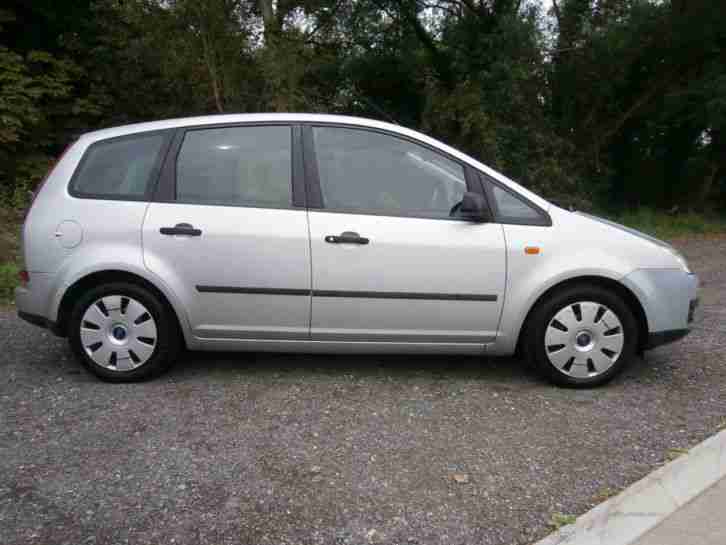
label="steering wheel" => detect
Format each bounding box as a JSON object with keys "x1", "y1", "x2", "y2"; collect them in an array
[
  {"x1": 431, "y1": 180, "x2": 465, "y2": 217},
  {"x1": 449, "y1": 200, "x2": 463, "y2": 217}
]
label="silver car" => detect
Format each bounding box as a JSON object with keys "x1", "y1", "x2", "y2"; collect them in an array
[{"x1": 15, "y1": 114, "x2": 699, "y2": 386}]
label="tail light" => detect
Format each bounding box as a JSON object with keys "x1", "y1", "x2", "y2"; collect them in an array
[{"x1": 18, "y1": 270, "x2": 29, "y2": 285}]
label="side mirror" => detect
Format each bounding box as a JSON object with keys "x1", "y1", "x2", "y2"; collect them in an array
[{"x1": 459, "y1": 191, "x2": 489, "y2": 222}]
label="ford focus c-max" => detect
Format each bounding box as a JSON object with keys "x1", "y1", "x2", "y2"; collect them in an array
[{"x1": 15, "y1": 114, "x2": 699, "y2": 387}]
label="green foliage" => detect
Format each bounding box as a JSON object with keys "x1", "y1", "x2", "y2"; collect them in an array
[
  {"x1": 0, "y1": 48, "x2": 75, "y2": 144},
  {"x1": 0, "y1": 261, "x2": 18, "y2": 303},
  {"x1": 593, "y1": 486, "x2": 618, "y2": 503},
  {"x1": 549, "y1": 512, "x2": 577, "y2": 530},
  {"x1": 0, "y1": 0, "x2": 724, "y2": 213},
  {"x1": 1, "y1": 154, "x2": 54, "y2": 210},
  {"x1": 423, "y1": 79, "x2": 503, "y2": 168},
  {"x1": 0, "y1": 5, "x2": 107, "y2": 204},
  {"x1": 549, "y1": 0, "x2": 726, "y2": 209},
  {"x1": 0, "y1": 46, "x2": 79, "y2": 207},
  {"x1": 664, "y1": 447, "x2": 690, "y2": 462},
  {"x1": 606, "y1": 207, "x2": 726, "y2": 239}
]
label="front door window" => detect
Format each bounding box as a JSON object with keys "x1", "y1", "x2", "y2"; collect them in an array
[{"x1": 312, "y1": 126, "x2": 468, "y2": 219}]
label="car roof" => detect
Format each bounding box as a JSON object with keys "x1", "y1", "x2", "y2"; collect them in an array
[
  {"x1": 80, "y1": 113, "x2": 404, "y2": 141},
  {"x1": 80, "y1": 113, "x2": 551, "y2": 210}
]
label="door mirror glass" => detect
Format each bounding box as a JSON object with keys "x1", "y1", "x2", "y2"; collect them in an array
[{"x1": 459, "y1": 191, "x2": 489, "y2": 222}]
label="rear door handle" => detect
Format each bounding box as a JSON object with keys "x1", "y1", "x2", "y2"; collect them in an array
[
  {"x1": 160, "y1": 223, "x2": 202, "y2": 237},
  {"x1": 325, "y1": 231, "x2": 369, "y2": 245}
]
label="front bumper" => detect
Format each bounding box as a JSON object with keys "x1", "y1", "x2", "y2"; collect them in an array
[
  {"x1": 621, "y1": 269, "x2": 699, "y2": 350},
  {"x1": 645, "y1": 328, "x2": 691, "y2": 349},
  {"x1": 645, "y1": 298, "x2": 698, "y2": 350},
  {"x1": 644, "y1": 296, "x2": 699, "y2": 349}
]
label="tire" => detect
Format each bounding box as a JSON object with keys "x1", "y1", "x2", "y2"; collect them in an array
[
  {"x1": 522, "y1": 284, "x2": 638, "y2": 387},
  {"x1": 68, "y1": 282, "x2": 180, "y2": 382}
]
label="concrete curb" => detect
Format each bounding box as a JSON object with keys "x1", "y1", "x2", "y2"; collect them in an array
[{"x1": 534, "y1": 429, "x2": 726, "y2": 545}]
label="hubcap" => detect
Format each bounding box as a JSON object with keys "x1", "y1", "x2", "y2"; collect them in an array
[
  {"x1": 574, "y1": 331, "x2": 594, "y2": 351},
  {"x1": 112, "y1": 325, "x2": 127, "y2": 341},
  {"x1": 80, "y1": 295, "x2": 158, "y2": 371},
  {"x1": 544, "y1": 301, "x2": 624, "y2": 378}
]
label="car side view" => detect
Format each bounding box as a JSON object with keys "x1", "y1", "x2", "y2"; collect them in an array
[{"x1": 15, "y1": 114, "x2": 699, "y2": 387}]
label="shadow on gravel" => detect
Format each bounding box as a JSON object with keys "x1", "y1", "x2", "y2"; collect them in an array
[
  {"x1": 19, "y1": 328, "x2": 662, "y2": 392},
  {"x1": 23, "y1": 332, "x2": 660, "y2": 389},
  {"x1": 171, "y1": 349, "x2": 540, "y2": 385}
]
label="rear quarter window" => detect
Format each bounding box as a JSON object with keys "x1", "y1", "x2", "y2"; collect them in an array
[{"x1": 70, "y1": 132, "x2": 167, "y2": 199}]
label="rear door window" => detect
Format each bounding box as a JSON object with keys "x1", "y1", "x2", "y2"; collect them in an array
[
  {"x1": 70, "y1": 132, "x2": 167, "y2": 199},
  {"x1": 175, "y1": 125, "x2": 292, "y2": 208}
]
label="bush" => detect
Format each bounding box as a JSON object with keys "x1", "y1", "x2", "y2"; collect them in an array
[
  {"x1": 607, "y1": 207, "x2": 726, "y2": 239},
  {"x1": 1, "y1": 154, "x2": 54, "y2": 210},
  {"x1": 0, "y1": 261, "x2": 19, "y2": 303}
]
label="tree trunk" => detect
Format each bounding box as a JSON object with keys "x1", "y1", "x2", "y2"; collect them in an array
[
  {"x1": 258, "y1": 0, "x2": 280, "y2": 42},
  {"x1": 208, "y1": 64, "x2": 224, "y2": 113},
  {"x1": 699, "y1": 128, "x2": 726, "y2": 209},
  {"x1": 697, "y1": 163, "x2": 720, "y2": 211},
  {"x1": 258, "y1": 0, "x2": 289, "y2": 111},
  {"x1": 191, "y1": 1, "x2": 224, "y2": 113},
  {"x1": 200, "y1": 30, "x2": 224, "y2": 113}
]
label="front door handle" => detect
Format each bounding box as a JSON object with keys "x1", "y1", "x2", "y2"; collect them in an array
[
  {"x1": 160, "y1": 223, "x2": 202, "y2": 237},
  {"x1": 325, "y1": 231, "x2": 369, "y2": 245}
]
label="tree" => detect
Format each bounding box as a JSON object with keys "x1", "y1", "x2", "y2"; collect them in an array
[
  {"x1": 0, "y1": 6, "x2": 105, "y2": 202},
  {"x1": 0, "y1": 0, "x2": 725, "y2": 210}
]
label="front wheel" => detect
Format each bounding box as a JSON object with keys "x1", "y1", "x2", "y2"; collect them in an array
[
  {"x1": 522, "y1": 284, "x2": 639, "y2": 387},
  {"x1": 68, "y1": 282, "x2": 180, "y2": 381}
]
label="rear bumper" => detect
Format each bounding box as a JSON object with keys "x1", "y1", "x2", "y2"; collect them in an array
[
  {"x1": 15, "y1": 272, "x2": 63, "y2": 335},
  {"x1": 17, "y1": 310, "x2": 63, "y2": 336}
]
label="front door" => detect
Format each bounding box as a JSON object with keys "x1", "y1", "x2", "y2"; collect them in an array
[
  {"x1": 305, "y1": 125, "x2": 506, "y2": 344},
  {"x1": 143, "y1": 124, "x2": 311, "y2": 340}
]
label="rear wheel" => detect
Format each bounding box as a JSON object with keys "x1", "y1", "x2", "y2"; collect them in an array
[
  {"x1": 522, "y1": 284, "x2": 638, "y2": 387},
  {"x1": 68, "y1": 282, "x2": 180, "y2": 381}
]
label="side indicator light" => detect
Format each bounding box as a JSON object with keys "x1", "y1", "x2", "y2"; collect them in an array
[{"x1": 525, "y1": 246, "x2": 540, "y2": 255}]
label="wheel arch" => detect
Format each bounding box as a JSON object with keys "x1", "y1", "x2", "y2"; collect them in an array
[
  {"x1": 56, "y1": 269, "x2": 188, "y2": 348},
  {"x1": 516, "y1": 275, "x2": 649, "y2": 354}
]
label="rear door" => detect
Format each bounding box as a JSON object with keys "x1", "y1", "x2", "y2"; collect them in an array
[
  {"x1": 142, "y1": 124, "x2": 312, "y2": 340},
  {"x1": 304, "y1": 125, "x2": 506, "y2": 344}
]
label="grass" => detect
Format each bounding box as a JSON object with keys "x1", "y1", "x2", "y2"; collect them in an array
[
  {"x1": 0, "y1": 261, "x2": 19, "y2": 304},
  {"x1": 664, "y1": 447, "x2": 690, "y2": 462},
  {"x1": 604, "y1": 207, "x2": 726, "y2": 240},
  {"x1": 0, "y1": 205, "x2": 23, "y2": 305},
  {"x1": 548, "y1": 512, "x2": 577, "y2": 530},
  {"x1": 592, "y1": 486, "x2": 619, "y2": 503}
]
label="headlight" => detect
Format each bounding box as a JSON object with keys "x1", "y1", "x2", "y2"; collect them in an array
[{"x1": 667, "y1": 247, "x2": 692, "y2": 274}]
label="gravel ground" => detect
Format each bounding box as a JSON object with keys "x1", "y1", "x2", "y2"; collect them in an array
[{"x1": 2, "y1": 236, "x2": 725, "y2": 545}]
